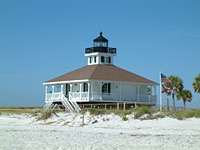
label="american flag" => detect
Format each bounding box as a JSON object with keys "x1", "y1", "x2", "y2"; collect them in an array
[{"x1": 161, "y1": 73, "x2": 171, "y2": 83}]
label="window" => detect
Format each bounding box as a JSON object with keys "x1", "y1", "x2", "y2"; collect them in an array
[
  {"x1": 83, "y1": 83, "x2": 88, "y2": 92},
  {"x1": 89, "y1": 57, "x2": 92, "y2": 63},
  {"x1": 102, "y1": 83, "x2": 111, "y2": 93},
  {"x1": 94, "y1": 56, "x2": 96, "y2": 63},
  {"x1": 102, "y1": 42, "x2": 107, "y2": 47},
  {"x1": 99, "y1": 42, "x2": 103, "y2": 46},
  {"x1": 101, "y1": 56, "x2": 105, "y2": 63}
]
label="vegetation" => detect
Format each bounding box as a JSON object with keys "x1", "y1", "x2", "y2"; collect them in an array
[
  {"x1": 0, "y1": 109, "x2": 40, "y2": 115},
  {"x1": 193, "y1": 74, "x2": 200, "y2": 93},
  {"x1": 133, "y1": 106, "x2": 156, "y2": 119},
  {"x1": 176, "y1": 89, "x2": 192, "y2": 111},
  {"x1": 80, "y1": 108, "x2": 134, "y2": 116},
  {"x1": 166, "y1": 109, "x2": 200, "y2": 120},
  {"x1": 121, "y1": 115, "x2": 128, "y2": 121},
  {"x1": 164, "y1": 76, "x2": 184, "y2": 111},
  {"x1": 0, "y1": 106, "x2": 42, "y2": 109},
  {"x1": 1, "y1": 106, "x2": 200, "y2": 121},
  {"x1": 37, "y1": 111, "x2": 53, "y2": 120},
  {"x1": 80, "y1": 106, "x2": 200, "y2": 120}
]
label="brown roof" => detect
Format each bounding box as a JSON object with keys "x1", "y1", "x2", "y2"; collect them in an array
[{"x1": 44, "y1": 64, "x2": 158, "y2": 85}]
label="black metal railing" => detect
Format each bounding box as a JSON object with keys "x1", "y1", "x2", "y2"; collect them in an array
[{"x1": 85, "y1": 47, "x2": 117, "y2": 54}]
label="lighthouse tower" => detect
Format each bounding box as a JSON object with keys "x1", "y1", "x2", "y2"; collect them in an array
[{"x1": 85, "y1": 32, "x2": 117, "y2": 65}]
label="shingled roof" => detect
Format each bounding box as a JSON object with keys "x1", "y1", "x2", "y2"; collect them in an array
[
  {"x1": 44, "y1": 64, "x2": 157, "y2": 85},
  {"x1": 93, "y1": 32, "x2": 108, "y2": 42}
]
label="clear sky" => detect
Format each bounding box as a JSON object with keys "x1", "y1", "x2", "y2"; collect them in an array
[{"x1": 0, "y1": 0, "x2": 200, "y2": 107}]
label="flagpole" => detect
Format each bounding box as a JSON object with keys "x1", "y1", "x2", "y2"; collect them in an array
[{"x1": 159, "y1": 72, "x2": 162, "y2": 111}]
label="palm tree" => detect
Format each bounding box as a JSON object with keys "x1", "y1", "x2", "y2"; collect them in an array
[
  {"x1": 176, "y1": 89, "x2": 192, "y2": 111},
  {"x1": 164, "y1": 76, "x2": 183, "y2": 111},
  {"x1": 193, "y1": 74, "x2": 200, "y2": 93}
]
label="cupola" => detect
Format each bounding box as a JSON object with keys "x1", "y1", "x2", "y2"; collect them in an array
[
  {"x1": 85, "y1": 32, "x2": 117, "y2": 65},
  {"x1": 93, "y1": 32, "x2": 108, "y2": 47}
]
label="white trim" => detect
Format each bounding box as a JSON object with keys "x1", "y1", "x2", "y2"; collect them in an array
[
  {"x1": 43, "y1": 79, "x2": 89, "y2": 85},
  {"x1": 43, "y1": 79, "x2": 157, "y2": 86},
  {"x1": 85, "y1": 52, "x2": 116, "y2": 57}
]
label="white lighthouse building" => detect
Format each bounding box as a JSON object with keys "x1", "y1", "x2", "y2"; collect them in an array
[{"x1": 43, "y1": 32, "x2": 158, "y2": 112}]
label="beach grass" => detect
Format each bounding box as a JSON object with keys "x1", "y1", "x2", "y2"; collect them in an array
[
  {"x1": 80, "y1": 108, "x2": 134, "y2": 116},
  {"x1": 0, "y1": 109, "x2": 40, "y2": 115},
  {"x1": 37, "y1": 111, "x2": 53, "y2": 120},
  {"x1": 166, "y1": 109, "x2": 200, "y2": 120},
  {"x1": 0, "y1": 106, "x2": 42, "y2": 109},
  {"x1": 1, "y1": 106, "x2": 200, "y2": 120}
]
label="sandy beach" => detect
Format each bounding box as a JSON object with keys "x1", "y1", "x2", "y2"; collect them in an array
[{"x1": 0, "y1": 112, "x2": 200, "y2": 150}]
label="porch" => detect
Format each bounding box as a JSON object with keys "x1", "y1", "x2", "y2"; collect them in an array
[{"x1": 44, "y1": 81, "x2": 157, "y2": 105}]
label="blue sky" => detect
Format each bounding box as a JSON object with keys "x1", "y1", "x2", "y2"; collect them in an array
[{"x1": 0, "y1": 0, "x2": 200, "y2": 107}]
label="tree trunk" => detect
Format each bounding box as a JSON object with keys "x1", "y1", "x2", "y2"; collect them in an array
[
  {"x1": 167, "y1": 98, "x2": 169, "y2": 111},
  {"x1": 172, "y1": 93, "x2": 176, "y2": 112},
  {"x1": 184, "y1": 101, "x2": 186, "y2": 111}
]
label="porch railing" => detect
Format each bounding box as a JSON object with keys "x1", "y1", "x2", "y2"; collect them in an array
[
  {"x1": 46, "y1": 92, "x2": 157, "y2": 104},
  {"x1": 46, "y1": 92, "x2": 62, "y2": 102},
  {"x1": 69, "y1": 92, "x2": 89, "y2": 100}
]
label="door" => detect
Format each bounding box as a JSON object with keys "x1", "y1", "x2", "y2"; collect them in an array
[{"x1": 65, "y1": 84, "x2": 70, "y2": 98}]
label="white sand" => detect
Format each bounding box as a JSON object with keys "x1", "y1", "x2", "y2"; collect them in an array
[{"x1": 0, "y1": 112, "x2": 200, "y2": 150}]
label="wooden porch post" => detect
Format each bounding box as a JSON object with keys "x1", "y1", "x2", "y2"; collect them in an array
[
  {"x1": 99, "y1": 82, "x2": 103, "y2": 100},
  {"x1": 69, "y1": 84, "x2": 72, "y2": 100},
  {"x1": 52, "y1": 85, "x2": 55, "y2": 100},
  {"x1": 120, "y1": 83, "x2": 122, "y2": 101},
  {"x1": 61, "y1": 85, "x2": 63, "y2": 93},
  {"x1": 45, "y1": 86, "x2": 48, "y2": 101},
  {"x1": 137, "y1": 86, "x2": 140, "y2": 101},
  {"x1": 70, "y1": 84, "x2": 73, "y2": 92},
  {"x1": 88, "y1": 82, "x2": 90, "y2": 100},
  {"x1": 61, "y1": 85, "x2": 63, "y2": 99},
  {"x1": 52, "y1": 85, "x2": 55, "y2": 93},
  {"x1": 91, "y1": 81, "x2": 93, "y2": 100},
  {"x1": 80, "y1": 83, "x2": 82, "y2": 100},
  {"x1": 123, "y1": 102, "x2": 126, "y2": 111}
]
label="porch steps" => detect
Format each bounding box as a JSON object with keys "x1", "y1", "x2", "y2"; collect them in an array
[
  {"x1": 62, "y1": 98, "x2": 75, "y2": 112},
  {"x1": 43, "y1": 94, "x2": 81, "y2": 112},
  {"x1": 43, "y1": 102, "x2": 53, "y2": 111},
  {"x1": 69, "y1": 100, "x2": 81, "y2": 112}
]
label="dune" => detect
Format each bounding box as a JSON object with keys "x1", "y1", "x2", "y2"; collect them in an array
[{"x1": 0, "y1": 112, "x2": 200, "y2": 150}]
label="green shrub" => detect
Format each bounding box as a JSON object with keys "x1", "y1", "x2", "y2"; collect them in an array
[{"x1": 122, "y1": 115, "x2": 128, "y2": 121}]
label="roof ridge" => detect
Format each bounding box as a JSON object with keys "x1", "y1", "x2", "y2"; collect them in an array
[{"x1": 88, "y1": 64, "x2": 102, "y2": 79}]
